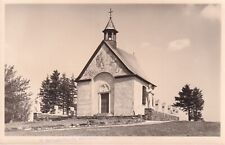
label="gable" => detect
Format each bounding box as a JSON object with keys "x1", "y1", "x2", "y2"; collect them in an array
[{"x1": 77, "y1": 42, "x2": 132, "y2": 81}]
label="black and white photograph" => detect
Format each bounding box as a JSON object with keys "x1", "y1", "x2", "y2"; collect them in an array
[{"x1": 1, "y1": 1, "x2": 223, "y2": 144}]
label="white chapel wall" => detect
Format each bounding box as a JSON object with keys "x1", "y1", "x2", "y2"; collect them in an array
[
  {"x1": 77, "y1": 81, "x2": 92, "y2": 116},
  {"x1": 133, "y1": 78, "x2": 149, "y2": 115},
  {"x1": 114, "y1": 77, "x2": 134, "y2": 116}
]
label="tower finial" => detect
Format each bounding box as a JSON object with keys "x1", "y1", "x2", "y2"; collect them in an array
[{"x1": 109, "y1": 8, "x2": 113, "y2": 19}]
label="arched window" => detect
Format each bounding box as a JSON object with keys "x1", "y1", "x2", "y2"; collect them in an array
[{"x1": 99, "y1": 84, "x2": 110, "y2": 93}]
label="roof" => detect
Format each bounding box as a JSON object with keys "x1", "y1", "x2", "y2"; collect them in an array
[
  {"x1": 76, "y1": 40, "x2": 156, "y2": 87},
  {"x1": 104, "y1": 41, "x2": 156, "y2": 87},
  {"x1": 103, "y1": 18, "x2": 118, "y2": 33}
]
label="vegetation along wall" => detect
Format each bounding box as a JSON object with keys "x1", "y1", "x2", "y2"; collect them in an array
[{"x1": 145, "y1": 108, "x2": 179, "y2": 121}]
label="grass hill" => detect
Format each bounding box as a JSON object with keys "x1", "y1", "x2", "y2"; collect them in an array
[{"x1": 5, "y1": 120, "x2": 220, "y2": 136}]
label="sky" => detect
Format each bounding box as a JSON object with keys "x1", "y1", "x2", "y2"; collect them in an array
[{"x1": 5, "y1": 4, "x2": 221, "y2": 121}]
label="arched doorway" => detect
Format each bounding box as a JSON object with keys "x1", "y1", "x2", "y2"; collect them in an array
[{"x1": 93, "y1": 72, "x2": 114, "y2": 115}]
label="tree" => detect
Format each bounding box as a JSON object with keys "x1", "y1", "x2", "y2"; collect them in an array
[
  {"x1": 173, "y1": 84, "x2": 204, "y2": 121},
  {"x1": 58, "y1": 74, "x2": 77, "y2": 115},
  {"x1": 69, "y1": 75, "x2": 77, "y2": 111},
  {"x1": 39, "y1": 71, "x2": 77, "y2": 115},
  {"x1": 49, "y1": 70, "x2": 61, "y2": 112},
  {"x1": 5, "y1": 65, "x2": 32, "y2": 123},
  {"x1": 39, "y1": 70, "x2": 61, "y2": 113},
  {"x1": 192, "y1": 87, "x2": 204, "y2": 121},
  {"x1": 68, "y1": 75, "x2": 77, "y2": 113},
  {"x1": 59, "y1": 74, "x2": 71, "y2": 114},
  {"x1": 39, "y1": 76, "x2": 51, "y2": 113}
]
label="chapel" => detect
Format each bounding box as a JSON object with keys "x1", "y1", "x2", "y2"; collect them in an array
[{"x1": 75, "y1": 9, "x2": 156, "y2": 116}]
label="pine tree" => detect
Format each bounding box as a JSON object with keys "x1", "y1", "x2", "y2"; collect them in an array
[
  {"x1": 68, "y1": 75, "x2": 77, "y2": 113},
  {"x1": 173, "y1": 84, "x2": 204, "y2": 121},
  {"x1": 59, "y1": 74, "x2": 70, "y2": 114},
  {"x1": 59, "y1": 74, "x2": 77, "y2": 115},
  {"x1": 39, "y1": 70, "x2": 61, "y2": 113},
  {"x1": 39, "y1": 71, "x2": 77, "y2": 115},
  {"x1": 39, "y1": 76, "x2": 51, "y2": 113},
  {"x1": 49, "y1": 70, "x2": 61, "y2": 113},
  {"x1": 192, "y1": 87, "x2": 204, "y2": 121}
]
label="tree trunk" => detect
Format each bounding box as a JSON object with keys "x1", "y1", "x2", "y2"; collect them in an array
[
  {"x1": 62, "y1": 96, "x2": 65, "y2": 115},
  {"x1": 12, "y1": 104, "x2": 16, "y2": 122},
  {"x1": 63, "y1": 102, "x2": 65, "y2": 115},
  {"x1": 188, "y1": 108, "x2": 191, "y2": 121},
  {"x1": 67, "y1": 107, "x2": 69, "y2": 115}
]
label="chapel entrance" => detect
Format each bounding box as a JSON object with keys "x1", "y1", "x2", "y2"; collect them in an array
[{"x1": 101, "y1": 93, "x2": 109, "y2": 113}]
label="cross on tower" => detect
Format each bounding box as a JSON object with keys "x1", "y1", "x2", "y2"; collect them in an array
[{"x1": 109, "y1": 8, "x2": 113, "y2": 18}]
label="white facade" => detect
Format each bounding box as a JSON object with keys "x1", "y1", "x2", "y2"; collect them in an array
[
  {"x1": 76, "y1": 15, "x2": 156, "y2": 117},
  {"x1": 77, "y1": 74, "x2": 153, "y2": 116}
]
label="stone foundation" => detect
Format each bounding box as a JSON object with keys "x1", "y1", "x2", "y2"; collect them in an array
[
  {"x1": 33, "y1": 113, "x2": 71, "y2": 121},
  {"x1": 76, "y1": 114, "x2": 144, "y2": 120},
  {"x1": 144, "y1": 108, "x2": 179, "y2": 121}
]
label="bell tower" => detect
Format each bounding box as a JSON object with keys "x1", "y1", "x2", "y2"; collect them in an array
[{"x1": 103, "y1": 9, "x2": 118, "y2": 48}]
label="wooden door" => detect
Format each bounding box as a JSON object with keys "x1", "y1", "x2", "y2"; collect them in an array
[{"x1": 101, "y1": 93, "x2": 109, "y2": 113}]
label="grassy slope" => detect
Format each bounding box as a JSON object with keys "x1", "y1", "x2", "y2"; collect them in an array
[
  {"x1": 5, "y1": 117, "x2": 143, "y2": 130},
  {"x1": 5, "y1": 121, "x2": 220, "y2": 136}
]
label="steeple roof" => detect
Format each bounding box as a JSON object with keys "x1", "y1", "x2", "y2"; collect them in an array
[
  {"x1": 103, "y1": 9, "x2": 118, "y2": 33},
  {"x1": 104, "y1": 18, "x2": 117, "y2": 30},
  {"x1": 103, "y1": 18, "x2": 118, "y2": 33}
]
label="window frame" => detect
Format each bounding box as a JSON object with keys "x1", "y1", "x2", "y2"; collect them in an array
[{"x1": 142, "y1": 86, "x2": 147, "y2": 105}]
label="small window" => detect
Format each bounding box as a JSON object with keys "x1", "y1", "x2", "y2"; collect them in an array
[
  {"x1": 142, "y1": 86, "x2": 146, "y2": 105},
  {"x1": 108, "y1": 32, "x2": 112, "y2": 40}
]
